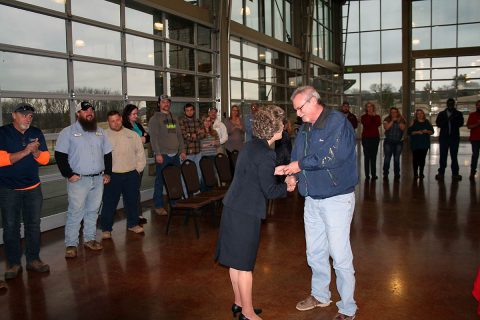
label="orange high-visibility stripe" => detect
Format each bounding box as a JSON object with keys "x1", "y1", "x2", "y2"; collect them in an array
[
  {"x1": 15, "y1": 182, "x2": 41, "y2": 191},
  {"x1": 0, "y1": 150, "x2": 12, "y2": 167},
  {"x1": 35, "y1": 151, "x2": 50, "y2": 165}
]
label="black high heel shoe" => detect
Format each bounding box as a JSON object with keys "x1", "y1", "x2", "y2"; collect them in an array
[
  {"x1": 231, "y1": 304, "x2": 262, "y2": 317},
  {"x1": 238, "y1": 314, "x2": 249, "y2": 320}
]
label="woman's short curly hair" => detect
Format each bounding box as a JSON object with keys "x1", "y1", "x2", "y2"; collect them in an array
[{"x1": 252, "y1": 105, "x2": 285, "y2": 140}]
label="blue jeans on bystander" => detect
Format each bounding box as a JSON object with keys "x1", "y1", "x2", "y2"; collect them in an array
[
  {"x1": 383, "y1": 140, "x2": 403, "y2": 177},
  {"x1": 65, "y1": 175, "x2": 104, "y2": 247},
  {"x1": 101, "y1": 170, "x2": 140, "y2": 231},
  {"x1": 0, "y1": 186, "x2": 43, "y2": 266}
]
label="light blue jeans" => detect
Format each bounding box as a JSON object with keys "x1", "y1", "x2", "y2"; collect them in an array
[
  {"x1": 186, "y1": 153, "x2": 204, "y2": 192},
  {"x1": 65, "y1": 176, "x2": 104, "y2": 247},
  {"x1": 304, "y1": 192, "x2": 357, "y2": 317}
]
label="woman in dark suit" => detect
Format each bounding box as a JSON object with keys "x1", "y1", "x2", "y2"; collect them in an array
[{"x1": 215, "y1": 105, "x2": 291, "y2": 320}]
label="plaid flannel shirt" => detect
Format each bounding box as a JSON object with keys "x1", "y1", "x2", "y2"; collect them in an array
[{"x1": 179, "y1": 116, "x2": 205, "y2": 155}]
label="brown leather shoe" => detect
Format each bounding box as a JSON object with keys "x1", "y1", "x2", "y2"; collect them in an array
[
  {"x1": 84, "y1": 240, "x2": 103, "y2": 251},
  {"x1": 154, "y1": 207, "x2": 168, "y2": 216},
  {"x1": 4, "y1": 265, "x2": 22, "y2": 280},
  {"x1": 65, "y1": 246, "x2": 77, "y2": 258},
  {"x1": 333, "y1": 313, "x2": 356, "y2": 320},
  {"x1": 296, "y1": 295, "x2": 331, "y2": 311},
  {"x1": 26, "y1": 260, "x2": 50, "y2": 273}
]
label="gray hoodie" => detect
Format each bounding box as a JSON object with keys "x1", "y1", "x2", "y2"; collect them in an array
[{"x1": 148, "y1": 111, "x2": 185, "y2": 155}]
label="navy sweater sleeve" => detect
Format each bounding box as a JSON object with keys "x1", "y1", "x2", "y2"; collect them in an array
[{"x1": 55, "y1": 151, "x2": 75, "y2": 178}]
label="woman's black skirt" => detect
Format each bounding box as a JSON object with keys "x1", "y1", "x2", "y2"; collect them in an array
[{"x1": 215, "y1": 206, "x2": 261, "y2": 271}]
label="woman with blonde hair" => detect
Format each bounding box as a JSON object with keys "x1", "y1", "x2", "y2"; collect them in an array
[
  {"x1": 200, "y1": 115, "x2": 219, "y2": 159},
  {"x1": 408, "y1": 109, "x2": 434, "y2": 179},
  {"x1": 215, "y1": 105, "x2": 290, "y2": 320},
  {"x1": 224, "y1": 104, "x2": 245, "y2": 154}
]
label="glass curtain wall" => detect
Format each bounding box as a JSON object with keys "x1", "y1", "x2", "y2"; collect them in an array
[
  {"x1": 412, "y1": 0, "x2": 480, "y2": 137},
  {"x1": 0, "y1": 0, "x2": 218, "y2": 222},
  {"x1": 312, "y1": 0, "x2": 334, "y2": 62},
  {"x1": 342, "y1": 0, "x2": 403, "y2": 128},
  {"x1": 413, "y1": 56, "x2": 480, "y2": 137},
  {"x1": 229, "y1": 36, "x2": 301, "y2": 120},
  {"x1": 232, "y1": 0, "x2": 293, "y2": 44},
  {"x1": 343, "y1": 0, "x2": 402, "y2": 66},
  {"x1": 310, "y1": 64, "x2": 342, "y2": 108}
]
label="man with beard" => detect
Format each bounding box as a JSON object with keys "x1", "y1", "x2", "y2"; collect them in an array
[
  {"x1": 467, "y1": 100, "x2": 480, "y2": 180},
  {"x1": 435, "y1": 98, "x2": 464, "y2": 181},
  {"x1": 148, "y1": 95, "x2": 186, "y2": 216},
  {"x1": 180, "y1": 103, "x2": 205, "y2": 186},
  {"x1": 0, "y1": 103, "x2": 51, "y2": 284},
  {"x1": 55, "y1": 101, "x2": 112, "y2": 258},
  {"x1": 100, "y1": 111, "x2": 146, "y2": 239}
]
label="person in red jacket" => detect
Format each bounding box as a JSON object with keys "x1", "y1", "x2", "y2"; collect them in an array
[
  {"x1": 361, "y1": 102, "x2": 382, "y2": 180},
  {"x1": 466, "y1": 100, "x2": 480, "y2": 180},
  {"x1": 473, "y1": 267, "x2": 480, "y2": 316}
]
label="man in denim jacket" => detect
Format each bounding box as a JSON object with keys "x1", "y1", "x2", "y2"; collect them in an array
[{"x1": 276, "y1": 86, "x2": 358, "y2": 320}]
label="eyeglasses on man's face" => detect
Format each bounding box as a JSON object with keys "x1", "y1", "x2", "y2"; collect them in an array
[{"x1": 295, "y1": 95, "x2": 313, "y2": 112}]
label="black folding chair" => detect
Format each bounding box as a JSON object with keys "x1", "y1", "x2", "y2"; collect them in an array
[
  {"x1": 162, "y1": 165, "x2": 211, "y2": 238},
  {"x1": 181, "y1": 159, "x2": 225, "y2": 217},
  {"x1": 215, "y1": 153, "x2": 233, "y2": 186},
  {"x1": 199, "y1": 156, "x2": 228, "y2": 191}
]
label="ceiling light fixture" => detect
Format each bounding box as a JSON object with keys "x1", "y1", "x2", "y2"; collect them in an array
[
  {"x1": 75, "y1": 39, "x2": 85, "y2": 48},
  {"x1": 154, "y1": 22, "x2": 163, "y2": 31},
  {"x1": 241, "y1": 6, "x2": 251, "y2": 16}
]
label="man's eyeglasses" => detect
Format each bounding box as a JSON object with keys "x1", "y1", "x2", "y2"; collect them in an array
[{"x1": 295, "y1": 95, "x2": 312, "y2": 112}]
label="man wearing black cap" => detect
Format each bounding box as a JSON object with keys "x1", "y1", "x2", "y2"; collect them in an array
[
  {"x1": 148, "y1": 95, "x2": 186, "y2": 216},
  {"x1": 0, "y1": 103, "x2": 51, "y2": 282},
  {"x1": 55, "y1": 101, "x2": 112, "y2": 258},
  {"x1": 435, "y1": 98, "x2": 464, "y2": 181}
]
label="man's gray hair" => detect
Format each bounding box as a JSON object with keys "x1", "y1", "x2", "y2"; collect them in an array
[{"x1": 290, "y1": 86, "x2": 321, "y2": 104}]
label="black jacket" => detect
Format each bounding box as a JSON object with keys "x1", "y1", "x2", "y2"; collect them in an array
[
  {"x1": 223, "y1": 138, "x2": 287, "y2": 219},
  {"x1": 123, "y1": 121, "x2": 150, "y2": 144},
  {"x1": 435, "y1": 108, "x2": 464, "y2": 139}
]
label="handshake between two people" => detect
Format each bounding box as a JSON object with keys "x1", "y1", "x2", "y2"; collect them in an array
[{"x1": 274, "y1": 161, "x2": 301, "y2": 192}]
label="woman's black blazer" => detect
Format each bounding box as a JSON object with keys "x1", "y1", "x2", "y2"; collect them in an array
[{"x1": 223, "y1": 138, "x2": 287, "y2": 219}]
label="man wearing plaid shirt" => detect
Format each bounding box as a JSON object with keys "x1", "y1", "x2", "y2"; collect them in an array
[{"x1": 180, "y1": 103, "x2": 206, "y2": 186}]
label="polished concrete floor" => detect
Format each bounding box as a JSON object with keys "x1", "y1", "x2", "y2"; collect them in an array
[{"x1": 0, "y1": 142, "x2": 479, "y2": 320}]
